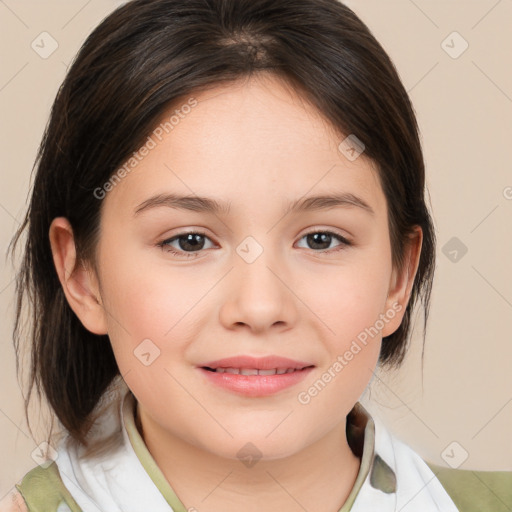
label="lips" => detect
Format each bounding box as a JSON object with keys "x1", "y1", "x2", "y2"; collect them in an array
[
  {"x1": 200, "y1": 355, "x2": 314, "y2": 372},
  {"x1": 198, "y1": 355, "x2": 315, "y2": 397},
  {"x1": 209, "y1": 367, "x2": 299, "y2": 375}
]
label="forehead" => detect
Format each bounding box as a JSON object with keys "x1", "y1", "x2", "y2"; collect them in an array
[{"x1": 101, "y1": 73, "x2": 385, "y2": 217}]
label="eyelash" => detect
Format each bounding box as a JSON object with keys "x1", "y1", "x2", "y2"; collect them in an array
[{"x1": 157, "y1": 229, "x2": 352, "y2": 259}]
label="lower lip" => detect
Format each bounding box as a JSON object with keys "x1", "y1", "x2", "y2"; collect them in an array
[{"x1": 198, "y1": 367, "x2": 314, "y2": 397}]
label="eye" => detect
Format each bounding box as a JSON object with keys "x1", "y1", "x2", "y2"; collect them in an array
[
  {"x1": 158, "y1": 228, "x2": 352, "y2": 259},
  {"x1": 157, "y1": 230, "x2": 215, "y2": 258},
  {"x1": 296, "y1": 229, "x2": 352, "y2": 253}
]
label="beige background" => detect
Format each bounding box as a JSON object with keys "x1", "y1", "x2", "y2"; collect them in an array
[{"x1": 1, "y1": 0, "x2": 511, "y2": 496}]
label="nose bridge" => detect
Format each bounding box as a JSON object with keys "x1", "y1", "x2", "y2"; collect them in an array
[
  {"x1": 219, "y1": 234, "x2": 297, "y2": 332},
  {"x1": 235, "y1": 234, "x2": 284, "y2": 298}
]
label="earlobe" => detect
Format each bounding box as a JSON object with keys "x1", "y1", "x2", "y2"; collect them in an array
[
  {"x1": 382, "y1": 226, "x2": 423, "y2": 338},
  {"x1": 48, "y1": 217, "x2": 108, "y2": 335}
]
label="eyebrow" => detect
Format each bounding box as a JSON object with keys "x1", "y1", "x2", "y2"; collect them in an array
[{"x1": 133, "y1": 192, "x2": 375, "y2": 217}]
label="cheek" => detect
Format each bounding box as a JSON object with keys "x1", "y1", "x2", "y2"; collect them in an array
[
  {"x1": 307, "y1": 257, "x2": 390, "y2": 339},
  {"x1": 98, "y1": 261, "x2": 203, "y2": 416},
  {"x1": 301, "y1": 253, "x2": 390, "y2": 387},
  {"x1": 296, "y1": 266, "x2": 386, "y2": 421},
  {"x1": 97, "y1": 248, "x2": 204, "y2": 371},
  {"x1": 101, "y1": 230, "x2": 211, "y2": 326}
]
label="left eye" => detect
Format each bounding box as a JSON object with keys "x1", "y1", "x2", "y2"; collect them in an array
[{"x1": 296, "y1": 230, "x2": 351, "y2": 252}]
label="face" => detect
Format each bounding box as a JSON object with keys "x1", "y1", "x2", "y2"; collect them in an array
[{"x1": 58, "y1": 73, "x2": 418, "y2": 461}]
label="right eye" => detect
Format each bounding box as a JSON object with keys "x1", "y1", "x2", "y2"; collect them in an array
[{"x1": 157, "y1": 230, "x2": 216, "y2": 258}]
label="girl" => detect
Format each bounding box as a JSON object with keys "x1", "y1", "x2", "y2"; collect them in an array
[{"x1": 3, "y1": 0, "x2": 511, "y2": 510}]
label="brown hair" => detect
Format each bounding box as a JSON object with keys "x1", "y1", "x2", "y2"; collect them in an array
[{"x1": 9, "y1": 0, "x2": 436, "y2": 447}]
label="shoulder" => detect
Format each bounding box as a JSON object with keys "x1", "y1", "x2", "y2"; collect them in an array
[
  {"x1": 0, "y1": 489, "x2": 28, "y2": 512},
  {"x1": 425, "y1": 461, "x2": 512, "y2": 512},
  {"x1": 3, "y1": 462, "x2": 82, "y2": 512}
]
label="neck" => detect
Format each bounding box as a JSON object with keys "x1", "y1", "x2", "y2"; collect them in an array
[{"x1": 136, "y1": 403, "x2": 361, "y2": 512}]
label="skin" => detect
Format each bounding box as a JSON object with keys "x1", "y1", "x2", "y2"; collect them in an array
[{"x1": 49, "y1": 72, "x2": 422, "y2": 512}]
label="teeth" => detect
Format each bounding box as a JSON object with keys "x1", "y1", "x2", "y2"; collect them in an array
[
  {"x1": 258, "y1": 369, "x2": 278, "y2": 376},
  {"x1": 213, "y1": 367, "x2": 298, "y2": 375},
  {"x1": 240, "y1": 368, "x2": 258, "y2": 376}
]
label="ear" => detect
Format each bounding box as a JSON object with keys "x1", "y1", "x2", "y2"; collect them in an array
[
  {"x1": 48, "y1": 217, "x2": 108, "y2": 335},
  {"x1": 381, "y1": 226, "x2": 423, "y2": 338}
]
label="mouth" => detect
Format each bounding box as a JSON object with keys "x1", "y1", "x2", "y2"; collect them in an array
[
  {"x1": 200, "y1": 355, "x2": 314, "y2": 371},
  {"x1": 198, "y1": 355, "x2": 315, "y2": 397},
  {"x1": 202, "y1": 366, "x2": 312, "y2": 375}
]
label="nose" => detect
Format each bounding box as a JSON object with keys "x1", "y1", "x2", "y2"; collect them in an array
[{"x1": 218, "y1": 245, "x2": 299, "y2": 334}]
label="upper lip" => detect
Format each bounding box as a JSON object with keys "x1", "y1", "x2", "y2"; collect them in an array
[{"x1": 200, "y1": 355, "x2": 314, "y2": 371}]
